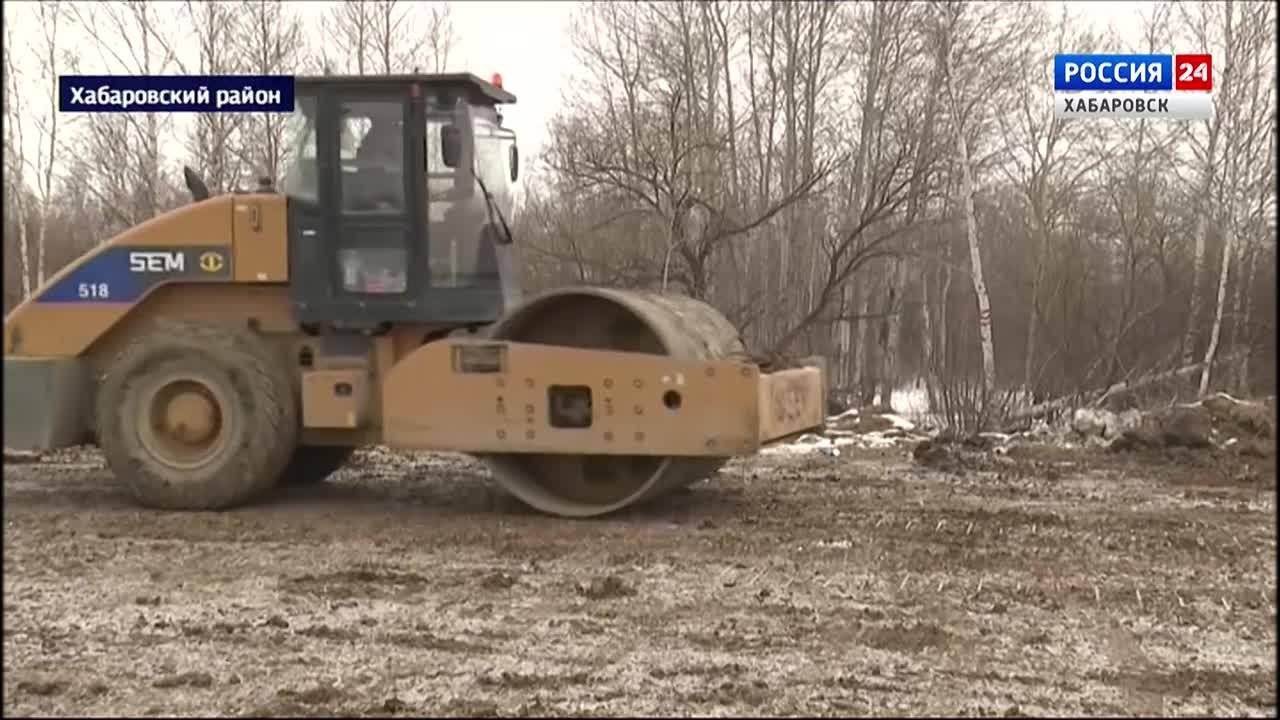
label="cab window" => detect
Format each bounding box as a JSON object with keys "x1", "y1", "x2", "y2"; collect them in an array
[
  {"x1": 336, "y1": 99, "x2": 405, "y2": 213},
  {"x1": 281, "y1": 94, "x2": 318, "y2": 202}
]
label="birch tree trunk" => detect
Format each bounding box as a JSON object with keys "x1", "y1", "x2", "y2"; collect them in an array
[
  {"x1": 945, "y1": 40, "x2": 996, "y2": 398},
  {"x1": 13, "y1": 191, "x2": 32, "y2": 300},
  {"x1": 1179, "y1": 102, "x2": 1222, "y2": 368},
  {"x1": 955, "y1": 133, "x2": 996, "y2": 396},
  {"x1": 1198, "y1": 219, "x2": 1234, "y2": 395}
]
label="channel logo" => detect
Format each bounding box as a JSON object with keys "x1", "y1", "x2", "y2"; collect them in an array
[{"x1": 1052, "y1": 53, "x2": 1214, "y2": 120}]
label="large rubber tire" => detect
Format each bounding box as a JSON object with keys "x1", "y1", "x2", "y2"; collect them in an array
[
  {"x1": 95, "y1": 322, "x2": 298, "y2": 510},
  {"x1": 280, "y1": 446, "x2": 356, "y2": 486}
]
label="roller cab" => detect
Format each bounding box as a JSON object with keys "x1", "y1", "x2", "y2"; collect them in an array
[{"x1": 284, "y1": 74, "x2": 522, "y2": 331}]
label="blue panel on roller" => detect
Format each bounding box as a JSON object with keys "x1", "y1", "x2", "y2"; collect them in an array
[{"x1": 35, "y1": 246, "x2": 233, "y2": 304}]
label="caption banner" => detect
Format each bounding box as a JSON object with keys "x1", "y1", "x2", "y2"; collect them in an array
[{"x1": 58, "y1": 75, "x2": 294, "y2": 113}]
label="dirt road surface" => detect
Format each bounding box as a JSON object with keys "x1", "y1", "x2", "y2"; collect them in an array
[{"x1": 4, "y1": 444, "x2": 1276, "y2": 716}]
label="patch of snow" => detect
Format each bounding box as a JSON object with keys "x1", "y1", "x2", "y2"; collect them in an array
[
  {"x1": 762, "y1": 435, "x2": 855, "y2": 455},
  {"x1": 880, "y1": 413, "x2": 916, "y2": 432},
  {"x1": 762, "y1": 429, "x2": 913, "y2": 455},
  {"x1": 889, "y1": 386, "x2": 931, "y2": 421},
  {"x1": 828, "y1": 408, "x2": 861, "y2": 422},
  {"x1": 857, "y1": 432, "x2": 904, "y2": 449}
]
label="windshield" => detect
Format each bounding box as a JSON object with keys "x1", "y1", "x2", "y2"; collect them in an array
[
  {"x1": 427, "y1": 102, "x2": 518, "y2": 289},
  {"x1": 474, "y1": 114, "x2": 516, "y2": 222}
]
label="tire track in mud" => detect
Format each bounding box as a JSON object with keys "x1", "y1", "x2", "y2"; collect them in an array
[{"x1": 3, "y1": 445, "x2": 1275, "y2": 716}]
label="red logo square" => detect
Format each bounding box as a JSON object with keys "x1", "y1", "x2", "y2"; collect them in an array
[{"x1": 1175, "y1": 54, "x2": 1213, "y2": 91}]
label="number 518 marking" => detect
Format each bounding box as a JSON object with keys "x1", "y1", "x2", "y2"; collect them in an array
[{"x1": 78, "y1": 282, "x2": 110, "y2": 299}]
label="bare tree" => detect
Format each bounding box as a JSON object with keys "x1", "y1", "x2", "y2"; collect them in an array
[
  {"x1": 2, "y1": 20, "x2": 33, "y2": 299},
  {"x1": 236, "y1": 0, "x2": 305, "y2": 185},
  {"x1": 1084, "y1": 6, "x2": 1177, "y2": 393},
  {"x1": 319, "y1": 1, "x2": 455, "y2": 76},
  {"x1": 1196, "y1": 0, "x2": 1275, "y2": 395},
  {"x1": 543, "y1": 1, "x2": 833, "y2": 305},
  {"x1": 1229, "y1": 48, "x2": 1277, "y2": 392},
  {"x1": 995, "y1": 4, "x2": 1105, "y2": 396},
  {"x1": 1175, "y1": 2, "x2": 1222, "y2": 369},
  {"x1": 180, "y1": 0, "x2": 248, "y2": 193},
  {"x1": 834, "y1": 2, "x2": 890, "y2": 397},
  {"x1": 423, "y1": 4, "x2": 456, "y2": 72},
  {"x1": 368, "y1": 0, "x2": 456, "y2": 73},
  {"x1": 934, "y1": 1, "x2": 1032, "y2": 402},
  {"x1": 321, "y1": 0, "x2": 374, "y2": 74},
  {"x1": 66, "y1": 1, "x2": 183, "y2": 228},
  {"x1": 4, "y1": 0, "x2": 1275, "y2": 422},
  {"x1": 28, "y1": 0, "x2": 65, "y2": 287}
]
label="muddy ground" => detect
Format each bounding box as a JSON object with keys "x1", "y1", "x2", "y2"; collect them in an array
[{"x1": 3, "y1": 443, "x2": 1276, "y2": 717}]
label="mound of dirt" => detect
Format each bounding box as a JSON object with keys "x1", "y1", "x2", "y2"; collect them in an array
[
  {"x1": 1072, "y1": 408, "x2": 1144, "y2": 441},
  {"x1": 1202, "y1": 393, "x2": 1276, "y2": 440},
  {"x1": 910, "y1": 436, "x2": 1012, "y2": 474},
  {"x1": 1109, "y1": 394, "x2": 1275, "y2": 458},
  {"x1": 1108, "y1": 405, "x2": 1212, "y2": 452}
]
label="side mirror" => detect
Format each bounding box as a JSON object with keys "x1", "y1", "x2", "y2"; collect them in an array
[
  {"x1": 441, "y1": 124, "x2": 461, "y2": 168},
  {"x1": 509, "y1": 145, "x2": 519, "y2": 182}
]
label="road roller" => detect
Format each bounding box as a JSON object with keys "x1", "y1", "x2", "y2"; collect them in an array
[{"x1": 2, "y1": 73, "x2": 826, "y2": 517}]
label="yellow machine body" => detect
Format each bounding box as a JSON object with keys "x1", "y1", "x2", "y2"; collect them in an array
[
  {"x1": 4, "y1": 73, "x2": 826, "y2": 517},
  {"x1": 3, "y1": 193, "x2": 824, "y2": 453}
]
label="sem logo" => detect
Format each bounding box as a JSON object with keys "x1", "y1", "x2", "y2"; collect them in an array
[
  {"x1": 129, "y1": 251, "x2": 184, "y2": 273},
  {"x1": 199, "y1": 251, "x2": 225, "y2": 273}
]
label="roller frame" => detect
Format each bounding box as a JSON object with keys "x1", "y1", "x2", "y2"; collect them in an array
[{"x1": 378, "y1": 339, "x2": 827, "y2": 456}]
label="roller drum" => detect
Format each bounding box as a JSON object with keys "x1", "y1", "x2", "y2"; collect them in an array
[{"x1": 481, "y1": 287, "x2": 747, "y2": 517}]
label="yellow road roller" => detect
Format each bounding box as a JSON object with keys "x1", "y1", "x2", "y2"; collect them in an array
[{"x1": 2, "y1": 73, "x2": 826, "y2": 517}]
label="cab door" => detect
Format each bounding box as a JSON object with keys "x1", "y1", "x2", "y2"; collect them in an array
[{"x1": 290, "y1": 84, "x2": 426, "y2": 327}]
